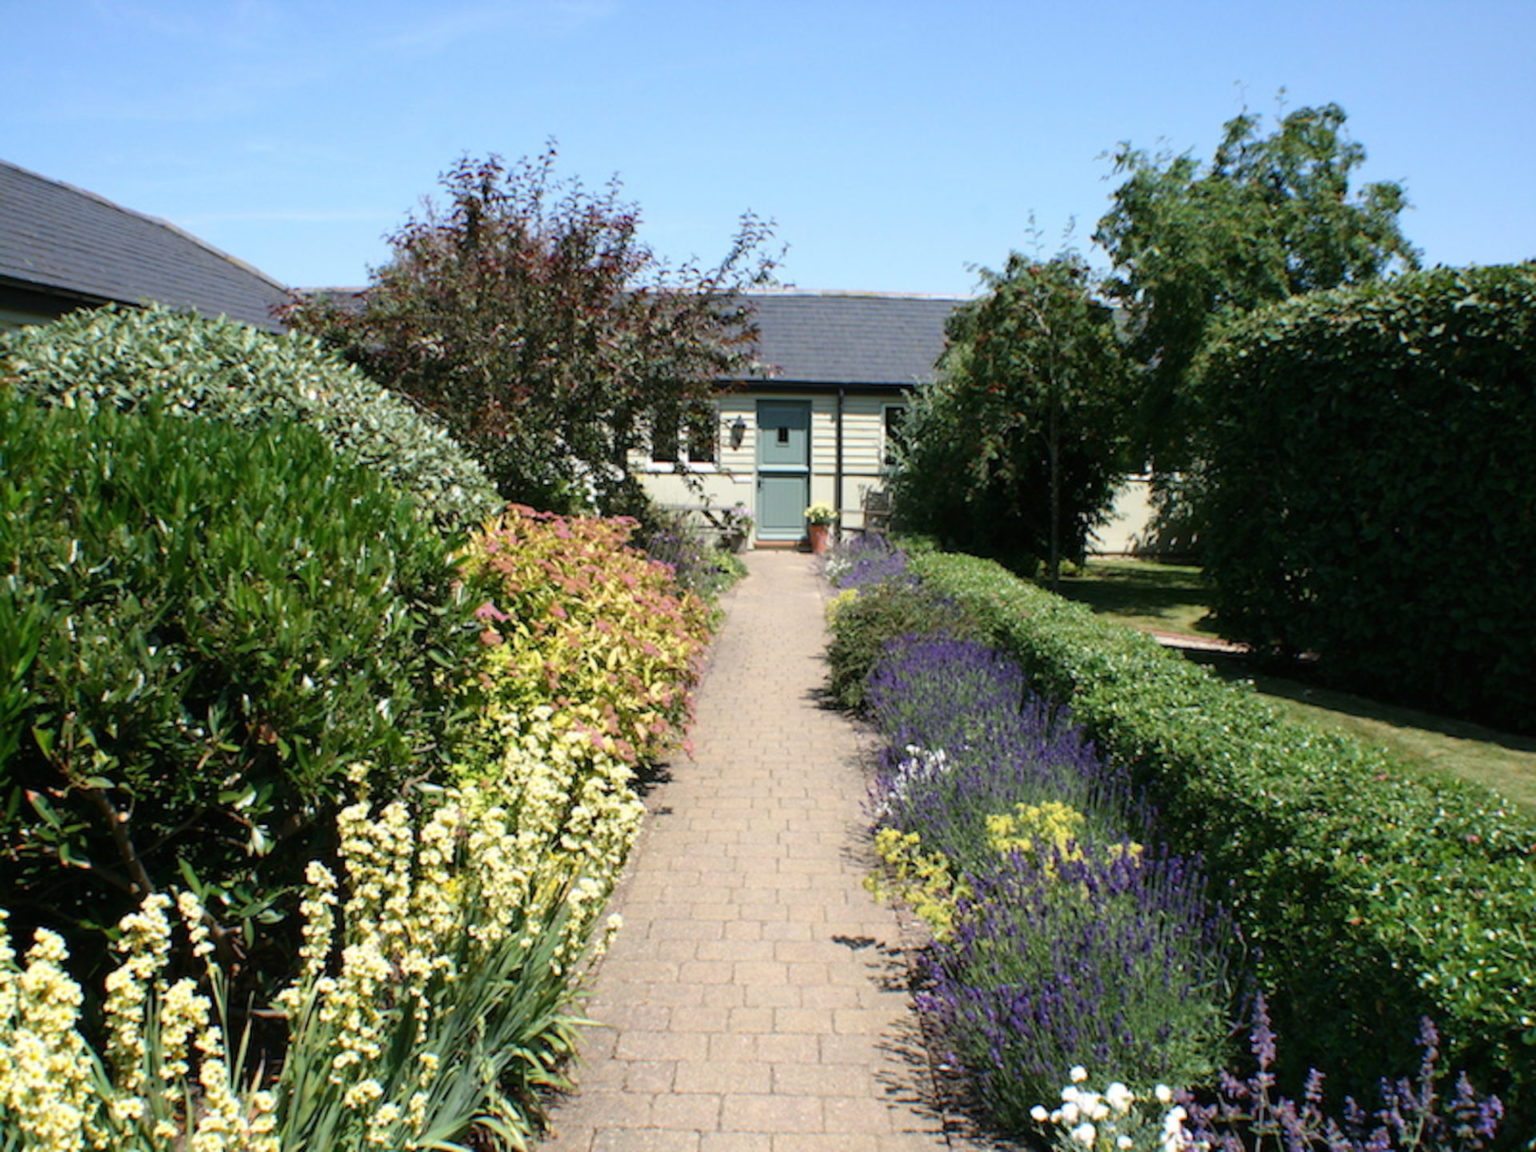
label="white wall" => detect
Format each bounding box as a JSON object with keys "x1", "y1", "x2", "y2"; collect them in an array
[
  {"x1": 634, "y1": 391, "x2": 904, "y2": 542},
  {"x1": 1090, "y1": 475, "x2": 1158, "y2": 555}
]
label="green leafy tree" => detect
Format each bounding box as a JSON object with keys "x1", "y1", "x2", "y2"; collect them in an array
[
  {"x1": 892, "y1": 254, "x2": 1134, "y2": 584},
  {"x1": 1094, "y1": 100, "x2": 1419, "y2": 469},
  {"x1": 283, "y1": 146, "x2": 778, "y2": 512}
]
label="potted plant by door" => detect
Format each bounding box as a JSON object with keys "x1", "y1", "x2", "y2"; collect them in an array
[
  {"x1": 804, "y1": 502, "x2": 837, "y2": 555},
  {"x1": 719, "y1": 503, "x2": 753, "y2": 553}
]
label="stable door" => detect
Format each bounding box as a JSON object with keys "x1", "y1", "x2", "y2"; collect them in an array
[{"x1": 755, "y1": 400, "x2": 811, "y2": 542}]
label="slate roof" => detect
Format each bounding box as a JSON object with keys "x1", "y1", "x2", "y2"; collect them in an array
[
  {"x1": 744, "y1": 291, "x2": 962, "y2": 388},
  {"x1": 0, "y1": 159, "x2": 289, "y2": 332}
]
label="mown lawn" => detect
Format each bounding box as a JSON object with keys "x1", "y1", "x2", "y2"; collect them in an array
[
  {"x1": 1053, "y1": 558, "x2": 1536, "y2": 818},
  {"x1": 1054, "y1": 557, "x2": 1221, "y2": 638}
]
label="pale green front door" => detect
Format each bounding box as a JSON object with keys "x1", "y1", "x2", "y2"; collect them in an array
[{"x1": 756, "y1": 400, "x2": 810, "y2": 541}]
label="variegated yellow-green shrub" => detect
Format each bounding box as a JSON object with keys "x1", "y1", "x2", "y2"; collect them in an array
[{"x1": 457, "y1": 504, "x2": 712, "y2": 771}]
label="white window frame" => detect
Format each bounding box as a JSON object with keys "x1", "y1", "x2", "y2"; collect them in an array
[{"x1": 644, "y1": 401, "x2": 720, "y2": 473}]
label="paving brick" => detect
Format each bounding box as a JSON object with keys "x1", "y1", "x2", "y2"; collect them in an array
[
  {"x1": 620, "y1": 1061, "x2": 677, "y2": 1094},
  {"x1": 698, "y1": 1134, "x2": 774, "y2": 1152},
  {"x1": 535, "y1": 553, "x2": 975, "y2": 1151},
  {"x1": 591, "y1": 1131, "x2": 698, "y2": 1152},
  {"x1": 720, "y1": 1093, "x2": 822, "y2": 1133},
  {"x1": 651, "y1": 1092, "x2": 723, "y2": 1129},
  {"x1": 673, "y1": 1060, "x2": 772, "y2": 1095},
  {"x1": 750, "y1": 1032, "x2": 820, "y2": 1064}
]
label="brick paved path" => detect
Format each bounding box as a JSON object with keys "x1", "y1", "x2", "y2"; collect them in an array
[{"x1": 539, "y1": 550, "x2": 979, "y2": 1151}]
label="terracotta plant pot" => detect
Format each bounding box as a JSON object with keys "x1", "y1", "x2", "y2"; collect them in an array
[{"x1": 807, "y1": 523, "x2": 831, "y2": 554}]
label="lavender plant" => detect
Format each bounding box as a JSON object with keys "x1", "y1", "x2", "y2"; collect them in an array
[
  {"x1": 865, "y1": 637, "x2": 1145, "y2": 868},
  {"x1": 1183, "y1": 996, "x2": 1504, "y2": 1152},
  {"x1": 860, "y1": 635, "x2": 1233, "y2": 1139},
  {"x1": 920, "y1": 845, "x2": 1232, "y2": 1133},
  {"x1": 824, "y1": 582, "x2": 982, "y2": 710},
  {"x1": 826, "y1": 533, "x2": 918, "y2": 591}
]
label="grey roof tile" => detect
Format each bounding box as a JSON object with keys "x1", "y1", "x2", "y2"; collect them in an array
[
  {"x1": 744, "y1": 291, "x2": 962, "y2": 387},
  {"x1": 0, "y1": 159, "x2": 289, "y2": 331}
]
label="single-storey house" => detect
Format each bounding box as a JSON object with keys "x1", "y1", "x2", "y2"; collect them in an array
[
  {"x1": 1, "y1": 157, "x2": 1155, "y2": 552},
  {"x1": 0, "y1": 158, "x2": 287, "y2": 332},
  {"x1": 635, "y1": 291, "x2": 957, "y2": 542},
  {"x1": 636, "y1": 291, "x2": 1156, "y2": 552}
]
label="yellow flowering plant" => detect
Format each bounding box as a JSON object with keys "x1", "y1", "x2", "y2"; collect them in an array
[
  {"x1": 867, "y1": 827, "x2": 971, "y2": 941},
  {"x1": 987, "y1": 801, "x2": 1143, "y2": 877},
  {"x1": 0, "y1": 783, "x2": 627, "y2": 1152}
]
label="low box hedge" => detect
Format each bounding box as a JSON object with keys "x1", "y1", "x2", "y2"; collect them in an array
[{"x1": 911, "y1": 551, "x2": 1536, "y2": 1132}]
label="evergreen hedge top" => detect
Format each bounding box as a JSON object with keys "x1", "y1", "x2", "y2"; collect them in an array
[{"x1": 0, "y1": 304, "x2": 503, "y2": 532}]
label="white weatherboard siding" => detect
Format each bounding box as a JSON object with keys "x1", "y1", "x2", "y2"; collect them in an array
[{"x1": 634, "y1": 391, "x2": 901, "y2": 541}]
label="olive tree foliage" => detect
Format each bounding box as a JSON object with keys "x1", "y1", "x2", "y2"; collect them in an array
[
  {"x1": 1094, "y1": 101, "x2": 1420, "y2": 470},
  {"x1": 890, "y1": 254, "x2": 1134, "y2": 584},
  {"x1": 283, "y1": 147, "x2": 779, "y2": 512}
]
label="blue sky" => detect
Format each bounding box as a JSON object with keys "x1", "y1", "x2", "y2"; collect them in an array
[{"x1": 4, "y1": 0, "x2": 1532, "y2": 297}]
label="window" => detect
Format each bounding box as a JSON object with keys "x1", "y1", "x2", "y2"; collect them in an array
[
  {"x1": 650, "y1": 404, "x2": 681, "y2": 464},
  {"x1": 882, "y1": 404, "x2": 908, "y2": 468},
  {"x1": 686, "y1": 404, "x2": 717, "y2": 464},
  {"x1": 651, "y1": 402, "x2": 717, "y2": 467}
]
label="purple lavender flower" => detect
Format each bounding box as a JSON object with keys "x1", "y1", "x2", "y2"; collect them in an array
[
  {"x1": 828, "y1": 534, "x2": 916, "y2": 591},
  {"x1": 920, "y1": 844, "x2": 1232, "y2": 1133},
  {"x1": 1182, "y1": 997, "x2": 1504, "y2": 1151},
  {"x1": 865, "y1": 635, "x2": 1149, "y2": 867}
]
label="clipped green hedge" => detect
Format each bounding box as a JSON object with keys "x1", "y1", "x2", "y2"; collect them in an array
[
  {"x1": 0, "y1": 396, "x2": 476, "y2": 980},
  {"x1": 1190, "y1": 262, "x2": 1536, "y2": 731},
  {"x1": 911, "y1": 550, "x2": 1536, "y2": 1127},
  {"x1": 1, "y1": 304, "x2": 502, "y2": 532}
]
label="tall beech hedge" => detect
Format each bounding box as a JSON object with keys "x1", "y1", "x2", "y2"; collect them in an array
[
  {"x1": 910, "y1": 551, "x2": 1536, "y2": 1136},
  {"x1": 1189, "y1": 263, "x2": 1536, "y2": 731}
]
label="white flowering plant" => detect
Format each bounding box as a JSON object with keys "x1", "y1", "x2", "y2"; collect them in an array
[
  {"x1": 1, "y1": 893, "x2": 278, "y2": 1152},
  {"x1": 1031, "y1": 1067, "x2": 1192, "y2": 1152}
]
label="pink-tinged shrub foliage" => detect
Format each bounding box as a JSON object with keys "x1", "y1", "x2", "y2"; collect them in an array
[{"x1": 458, "y1": 504, "x2": 712, "y2": 771}]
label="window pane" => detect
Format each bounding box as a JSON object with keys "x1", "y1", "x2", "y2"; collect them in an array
[
  {"x1": 651, "y1": 405, "x2": 680, "y2": 463},
  {"x1": 686, "y1": 404, "x2": 717, "y2": 464},
  {"x1": 883, "y1": 405, "x2": 908, "y2": 466}
]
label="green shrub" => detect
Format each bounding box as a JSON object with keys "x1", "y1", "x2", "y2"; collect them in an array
[
  {"x1": 911, "y1": 550, "x2": 1536, "y2": 1132},
  {"x1": 0, "y1": 303, "x2": 502, "y2": 533},
  {"x1": 1189, "y1": 263, "x2": 1536, "y2": 732},
  {"x1": 824, "y1": 579, "x2": 983, "y2": 710},
  {"x1": 0, "y1": 397, "x2": 474, "y2": 984}
]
